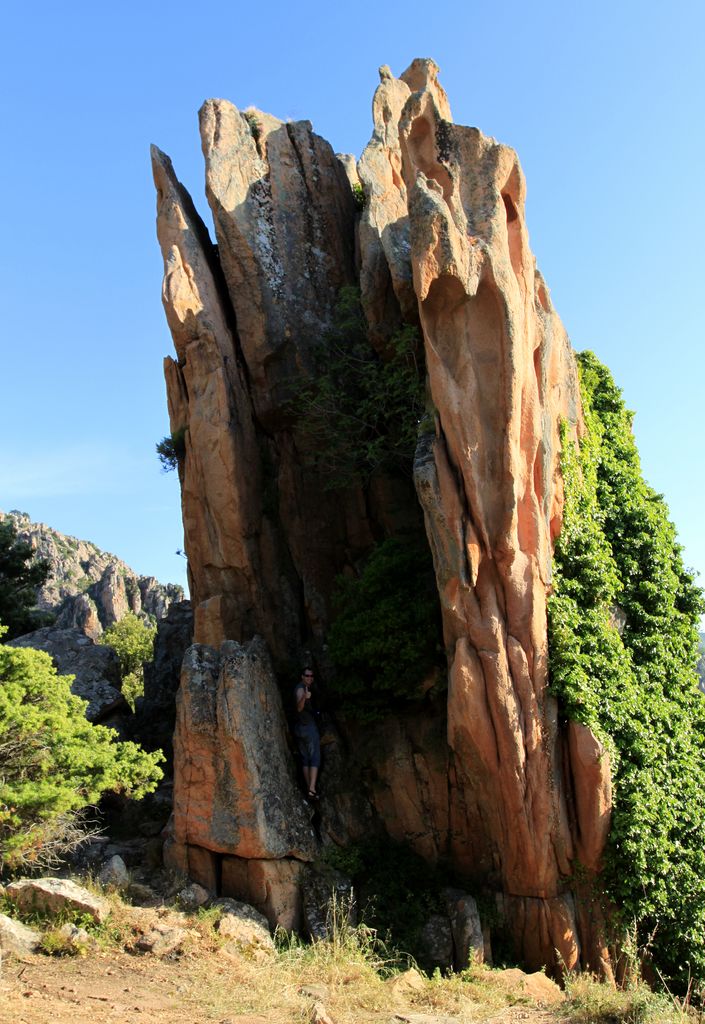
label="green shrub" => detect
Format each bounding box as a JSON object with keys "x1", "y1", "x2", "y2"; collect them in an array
[
  {"x1": 548, "y1": 350, "x2": 705, "y2": 990},
  {"x1": 100, "y1": 612, "x2": 156, "y2": 711},
  {"x1": 327, "y1": 536, "x2": 443, "y2": 720},
  {"x1": 0, "y1": 632, "x2": 164, "y2": 872},
  {"x1": 156, "y1": 426, "x2": 186, "y2": 473},
  {"x1": 0, "y1": 517, "x2": 50, "y2": 639},
  {"x1": 243, "y1": 110, "x2": 262, "y2": 144},
  {"x1": 291, "y1": 287, "x2": 425, "y2": 490},
  {"x1": 351, "y1": 182, "x2": 365, "y2": 211}
]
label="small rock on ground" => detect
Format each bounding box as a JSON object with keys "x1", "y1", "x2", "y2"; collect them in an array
[
  {"x1": 5, "y1": 877, "x2": 110, "y2": 923},
  {"x1": 99, "y1": 854, "x2": 129, "y2": 888},
  {"x1": 0, "y1": 912, "x2": 41, "y2": 954}
]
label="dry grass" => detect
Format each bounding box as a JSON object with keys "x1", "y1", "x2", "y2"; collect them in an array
[
  {"x1": 3, "y1": 880, "x2": 704, "y2": 1024},
  {"x1": 183, "y1": 901, "x2": 539, "y2": 1024},
  {"x1": 562, "y1": 970, "x2": 704, "y2": 1024}
]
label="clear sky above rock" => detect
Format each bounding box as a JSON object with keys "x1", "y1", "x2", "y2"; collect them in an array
[{"x1": 1, "y1": 0, "x2": 703, "y2": 604}]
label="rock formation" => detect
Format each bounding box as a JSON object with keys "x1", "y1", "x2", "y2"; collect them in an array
[
  {"x1": 153, "y1": 59, "x2": 613, "y2": 975},
  {"x1": 1, "y1": 510, "x2": 183, "y2": 638},
  {"x1": 135, "y1": 599, "x2": 194, "y2": 759},
  {"x1": 3, "y1": 510, "x2": 187, "y2": 733},
  {"x1": 9, "y1": 627, "x2": 126, "y2": 724}
]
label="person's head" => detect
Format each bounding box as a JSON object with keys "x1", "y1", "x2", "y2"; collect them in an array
[{"x1": 301, "y1": 668, "x2": 314, "y2": 687}]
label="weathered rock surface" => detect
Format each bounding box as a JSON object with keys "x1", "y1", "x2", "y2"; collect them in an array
[
  {"x1": 444, "y1": 889, "x2": 485, "y2": 969},
  {"x1": 98, "y1": 854, "x2": 130, "y2": 888},
  {"x1": 5, "y1": 877, "x2": 110, "y2": 923},
  {"x1": 386, "y1": 969, "x2": 427, "y2": 1002},
  {"x1": 213, "y1": 897, "x2": 274, "y2": 955},
  {"x1": 419, "y1": 913, "x2": 454, "y2": 971},
  {"x1": 1, "y1": 509, "x2": 183, "y2": 637},
  {"x1": 136, "y1": 599, "x2": 193, "y2": 758},
  {"x1": 56, "y1": 921, "x2": 94, "y2": 952},
  {"x1": 178, "y1": 882, "x2": 211, "y2": 910},
  {"x1": 0, "y1": 913, "x2": 41, "y2": 954},
  {"x1": 494, "y1": 967, "x2": 565, "y2": 1005},
  {"x1": 153, "y1": 59, "x2": 613, "y2": 974},
  {"x1": 135, "y1": 922, "x2": 188, "y2": 956},
  {"x1": 301, "y1": 865, "x2": 355, "y2": 941},
  {"x1": 152, "y1": 136, "x2": 384, "y2": 663},
  {"x1": 167, "y1": 636, "x2": 316, "y2": 925},
  {"x1": 8, "y1": 627, "x2": 127, "y2": 722},
  {"x1": 359, "y1": 59, "x2": 609, "y2": 971}
]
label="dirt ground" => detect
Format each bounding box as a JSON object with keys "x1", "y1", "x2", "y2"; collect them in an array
[
  {"x1": 0, "y1": 948, "x2": 558, "y2": 1024},
  {"x1": 0, "y1": 949, "x2": 262, "y2": 1024}
]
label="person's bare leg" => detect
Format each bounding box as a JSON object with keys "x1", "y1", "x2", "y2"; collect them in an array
[
  {"x1": 302, "y1": 766, "x2": 311, "y2": 792},
  {"x1": 308, "y1": 766, "x2": 319, "y2": 795}
]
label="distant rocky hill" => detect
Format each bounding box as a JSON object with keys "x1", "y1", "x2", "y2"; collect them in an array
[{"x1": 1, "y1": 510, "x2": 183, "y2": 639}]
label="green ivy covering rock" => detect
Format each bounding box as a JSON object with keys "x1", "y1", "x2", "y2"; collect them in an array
[{"x1": 548, "y1": 350, "x2": 705, "y2": 988}]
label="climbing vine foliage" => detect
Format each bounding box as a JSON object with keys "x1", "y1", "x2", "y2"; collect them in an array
[{"x1": 548, "y1": 351, "x2": 705, "y2": 988}]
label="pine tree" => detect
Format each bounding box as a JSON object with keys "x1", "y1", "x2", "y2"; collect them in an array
[{"x1": 0, "y1": 517, "x2": 50, "y2": 638}]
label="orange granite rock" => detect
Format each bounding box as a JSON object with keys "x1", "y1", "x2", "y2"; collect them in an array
[
  {"x1": 362, "y1": 61, "x2": 605, "y2": 970},
  {"x1": 171, "y1": 638, "x2": 317, "y2": 863},
  {"x1": 153, "y1": 59, "x2": 614, "y2": 975}
]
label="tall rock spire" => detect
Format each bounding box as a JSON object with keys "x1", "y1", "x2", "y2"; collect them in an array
[{"x1": 152, "y1": 61, "x2": 612, "y2": 976}]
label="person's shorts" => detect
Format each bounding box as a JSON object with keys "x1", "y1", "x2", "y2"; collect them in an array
[{"x1": 294, "y1": 725, "x2": 321, "y2": 768}]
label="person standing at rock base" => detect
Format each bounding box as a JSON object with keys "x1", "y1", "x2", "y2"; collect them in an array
[{"x1": 294, "y1": 668, "x2": 321, "y2": 800}]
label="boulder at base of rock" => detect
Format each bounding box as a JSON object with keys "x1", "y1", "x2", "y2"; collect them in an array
[
  {"x1": 178, "y1": 882, "x2": 211, "y2": 911},
  {"x1": 301, "y1": 864, "x2": 355, "y2": 941},
  {"x1": 214, "y1": 897, "x2": 274, "y2": 955},
  {"x1": 0, "y1": 913, "x2": 41, "y2": 954},
  {"x1": 172, "y1": 637, "x2": 317, "y2": 862},
  {"x1": 56, "y1": 922, "x2": 93, "y2": 952},
  {"x1": 444, "y1": 889, "x2": 485, "y2": 968},
  {"x1": 495, "y1": 967, "x2": 565, "y2": 1005},
  {"x1": 98, "y1": 854, "x2": 129, "y2": 888},
  {"x1": 310, "y1": 1002, "x2": 335, "y2": 1024},
  {"x1": 419, "y1": 913, "x2": 454, "y2": 972},
  {"x1": 135, "y1": 922, "x2": 188, "y2": 956},
  {"x1": 5, "y1": 878, "x2": 110, "y2": 924},
  {"x1": 386, "y1": 968, "x2": 427, "y2": 1002}
]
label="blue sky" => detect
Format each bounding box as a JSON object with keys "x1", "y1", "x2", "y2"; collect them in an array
[{"x1": 1, "y1": 0, "x2": 703, "y2": 604}]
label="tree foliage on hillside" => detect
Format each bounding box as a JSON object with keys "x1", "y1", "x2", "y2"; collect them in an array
[
  {"x1": 548, "y1": 350, "x2": 705, "y2": 988},
  {"x1": 0, "y1": 518, "x2": 51, "y2": 639},
  {"x1": 0, "y1": 630, "x2": 164, "y2": 872}
]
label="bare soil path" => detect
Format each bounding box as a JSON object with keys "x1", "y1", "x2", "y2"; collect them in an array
[{"x1": 0, "y1": 950, "x2": 558, "y2": 1024}]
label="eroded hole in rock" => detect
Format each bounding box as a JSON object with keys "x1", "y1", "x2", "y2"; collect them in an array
[
  {"x1": 407, "y1": 116, "x2": 453, "y2": 202},
  {"x1": 501, "y1": 189, "x2": 524, "y2": 282},
  {"x1": 502, "y1": 193, "x2": 518, "y2": 223}
]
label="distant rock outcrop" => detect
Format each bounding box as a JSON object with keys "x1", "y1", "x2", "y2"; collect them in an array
[
  {"x1": 9, "y1": 627, "x2": 126, "y2": 724},
  {"x1": 2, "y1": 511, "x2": 188, "y2": 732},
  {"x1": 1, "y1": 510, "x2": 183, "y2": 638},
  {"x1": 152, "y1": 59, "x2": 612, "y2": 974}
]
